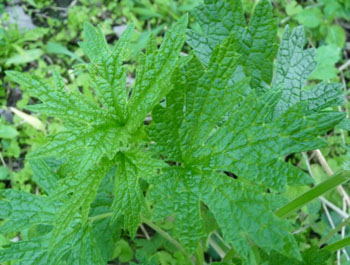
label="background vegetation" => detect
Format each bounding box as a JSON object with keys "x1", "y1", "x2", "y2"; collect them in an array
[{"x1": 0, "y1": 0, "x2": 350, "y2": 264}]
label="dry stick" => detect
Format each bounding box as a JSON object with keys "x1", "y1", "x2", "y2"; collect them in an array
[
  {"x1": 314, "y1": 149, "x2": 350, "y2": 208},
  {"x1": 314, "y1": 149, "x2": 350, "y2": 260},
  {"x1": 303, "y1": 152, "x2": 349, "y2": 217},
  {"x1": 209, "y1": 238, "x2": 226, "y2": 259},
  {"x1": 322, "y1": 202, "x2": 340, "y2": 265},
  {"x1": 338, "y1": 67, "x2": 349, "y2": 145},
  {"x1": 0, "y1": 151, "x2": 6, "y2": 167},
  {"x1": 339, "y1": 59, "x2": 350, "y2": 72},
  {"x1": 320, "y1": 197, "x2": 349, "y2": 219},
  {"x1": 323, "y1": 202, "x2": 349, "y2": 263},
  {"x1": 302, "y1": 151, "x2": 350, "y2": 258},
  {"x1": 338, "y1": 106, "x2": 346, "y2": 145},
  {"x1": 340, "y1": 71, "x2": 349, "y2": 119},
  {"x1": 293, "y1": 224, "x2": 311, "y2": 235},
  {"x1": 140, "y1": 224, "x2": 151, "y2": 240}
]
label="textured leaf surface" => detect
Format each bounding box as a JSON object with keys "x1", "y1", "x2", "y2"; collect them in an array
[
  {"x1": 272, "y1": 26, "x2": 343, "y2": 116},
  {"x1": 112, "y1": 151, "x2": 164, "y2": 237},
  {"x1": 149, "y1": 18, "x2": 345, "y2": 259},
  {"x1": 49, "y1": 158, "x2": 114, "y2": 249},
  {"x1": 126, "y1": 15, "x2": 188, "y2": 130},
  {"x1": 5, "y1": 17, "x2": 187, "y2": 264},
  {"x1": 187, "y1": 0, "x2": 277, "y2": 91},
  {"x1": 0, "y1": 190, "x2": 59, "y2": 233},
  {"x1": 0, "y1": 237, "x2": 48, "y2": 264},
  {"x1": 149, "y1": 168, "x2": 205, "y2": 253},
  {"x1": 200, "y1": 172, "x2": 297, "y2": 258},
  {"x1": 0, "y1": 224, "x2": 106, "y2": 265},
  {"x1": 81, "y1": 23, "x2": 134, "y2": 120},
  {"x1": 29, "y1": 158, "x2": 58, "y2": 195}
]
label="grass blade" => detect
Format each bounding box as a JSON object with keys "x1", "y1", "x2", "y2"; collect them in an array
[
  {"x1": 319, "y1": 217, "x2": 350, "y2": 246},
  {"x1": 323, "y1": 238, "x2": 350, "y2": 252},
  {"x1": 275, "y1": 171, "x2": 350, "y2": 218}
]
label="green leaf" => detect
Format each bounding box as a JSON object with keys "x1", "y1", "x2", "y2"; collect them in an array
[
  {"x1": 201, "y1": 172, "x2": 299, "y2": 259},
  {"x1": 326, "y1": 25, "x2": 346, "y2": 48},
  {"x1": 149, "y1": 6, "x2": 346, "y2": 259},
  {"x1": 337, "y1": 118, "x2": 350, "y2": 131},
  {"x1": 0, "y1": 124, "x2": 18, "y2": 139},
  {"x1": 285, "y1": 1, "x2": 303, "y2": 17},
  {"x1": 149, "y1": 168, "x2": 205, "y2": 253},
  {"x1": 64, "y1": 225, "x2": 106, "y2": 265},
  {"x1": 5, "y1": 49, "x2": 43, "y2": 66},
  {"x1": 112, "y1": 153, "x2": 146, "y2": 237},
  {"x1": 111, "y1": 150, "x2": 164, "y2": 237},
  {"x1": 49, "y1": 158, "x2": 114, "y2": 248},
  {"x1": 80, "y1": 23, "x2": 134, "y2": 120},
  {"x1": 126, "y1": 15, "x2": 188, "y2": 130},
  {"x1": 272, "y1": 26, "x2": 343, "y2": 116},
  {"x1": 186, "y1": 0, "x2": 245, "y2": 65},
  {"x1": 113, "y1": 239, "x2": 134, "y2": 263},
  {"x1": 0, "y1": 224, "x2": 106, "y2": 265},
  {"x1": 5, "y1": 17, "x2": 187, "y2": 252},
  {"x1": 149, "y1": 42, "x2": 303, "y2": 258},
  {"x1": 264, "y1": 247, "x2": 331, "y2": 265},
  {"x1": 46, "y1": 42, "x2": 84, "y2": 63},
  {"x1": 309, "y1": 45, "x2": 341, "y2": 81},
  {"x1": 187, "y1": 0, "x2": 277, "y2": 92},
  {"x1": 29, "y1": 159, "x2": 58, "y2": 195},
  {"x1": 0, "y1": 166, "x2": 9, "y2": 180},
  {"x1": 0, "y1": 237, "x2": 48, "y2": 264},
  {"x1": 0, "y1": 190, "x2": 59, "y2": 233},
  {"x1": 295, "y1": 7, "x2": 323, "y2": 28}
]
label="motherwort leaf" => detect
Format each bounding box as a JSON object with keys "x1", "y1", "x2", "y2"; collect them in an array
[
  {"x1": 5, "y1": 15, "x2": 187, "y2": 257},
  {"x1": 272, "y1": 26, "x2": 344, "y2": 117},
  {"x1": 148, "y1": 45, "x2": 299, "y2": 258},
  {"x1": 0, "y1": 223, "x2": 107, "y2": 265},
  {"x1": 149, "y1": 14, "x2": 345, "y2": 260},
  {"x1": 111, "y1": 150, "x2": 163, "y2": 237},
  {"x1": 187, "y1": 0, "x2": 277, "y2": 91},
  {"x1": 1, "y1": 0, "x2": 346, "y2": 264},
  {"x1": 0, "y1": 189, "x2": 59, "y2": 234}
]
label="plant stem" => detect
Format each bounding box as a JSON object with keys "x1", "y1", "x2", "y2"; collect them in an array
[
  {"x1": 195, "y1": 242, "x2": 204, "y2": 265},
  {"x1": 88, "y1": 213, "x2": 194, "y2": 263},
  {"x1": 222, "y1": 248, "x2": 236, "y2": 263},
  {"x1": 88, "y1": 212, "x2": 113, "y2": 223},
  {"x1": 141, "y1": 216, "x2": 194, "y2": 264},
  {"x1": 314, "y1": 149, "x2": 350, "y2": 207},
  {"x1": 141, "y1": 217, "x2": 184, "y2": 253}
]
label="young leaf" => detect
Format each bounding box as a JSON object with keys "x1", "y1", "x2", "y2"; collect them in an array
[
  {"x1": 5, "y1": 15, "x2": 187, "y2": 259},
  {"x1": 272, "y1": 26, "x2": 343, "y2": 117}
]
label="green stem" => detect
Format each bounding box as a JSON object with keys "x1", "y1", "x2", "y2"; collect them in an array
[
  {"x1": 89, "y1": 213, "x2": 193, "y2": 263},
  {"x1": 141, "y1": 217, "x2": 184, "y2": 252},
  {"x1": 88, "y1": 212, "x2": 113, "y2": 224},
  {"x1": 222, "y1": 248, "x2": 236, "y2": 263},
  {"x1": 141, "y1": 217, "x2": 194, "y2": 264},
  {"x1": 195, "y1": 242, "x2": 204, "y2": 265}
]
